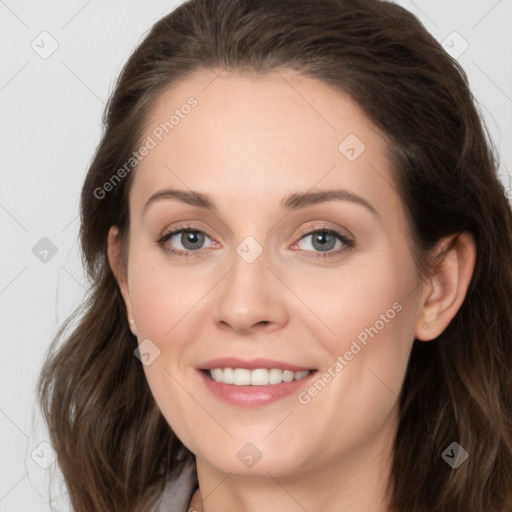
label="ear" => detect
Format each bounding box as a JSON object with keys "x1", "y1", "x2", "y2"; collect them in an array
[
  {"x1": 415, "y1": 231, "x2": 476, "y2": 341},
  {"x1": 107, "y1": 226, "x2": 137, "y2": 336}
]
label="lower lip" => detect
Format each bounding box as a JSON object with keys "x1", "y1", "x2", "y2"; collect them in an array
[{"x1": 197, "y1": 369, "x2": 317, "y2": 407}]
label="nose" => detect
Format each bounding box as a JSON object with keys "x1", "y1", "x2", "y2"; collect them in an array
[{"x1": 212, "y1": 245, "x2": 290, "y2": 336}]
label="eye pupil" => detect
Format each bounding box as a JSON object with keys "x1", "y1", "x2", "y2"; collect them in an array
[
  {"x1": 312, "y1": 231, "x2": 336, "y2": 251},
  {"x1": 182, "y1": 230, "x2": 204, "y2": 250}
]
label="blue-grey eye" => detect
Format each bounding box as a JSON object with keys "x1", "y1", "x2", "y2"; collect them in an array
[
  {"x1": 176, "y1": 230, "x2": 207, "y2": 250},
  {"x1": 298, "y1": 230, "x2": 343, "y2": 252}
]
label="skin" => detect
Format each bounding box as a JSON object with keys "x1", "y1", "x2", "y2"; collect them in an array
[{"x1": 107, "y1": 69, "x2": 476, "y2": 512}]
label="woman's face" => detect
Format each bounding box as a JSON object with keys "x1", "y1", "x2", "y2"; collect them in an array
[{"x1": 110, "y1": 69, "x2": 429, "y2": 479}]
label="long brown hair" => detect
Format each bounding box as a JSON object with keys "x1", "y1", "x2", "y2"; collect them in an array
[{"x1": 37, "y1": 0, "x2": 512, "y2": 510}]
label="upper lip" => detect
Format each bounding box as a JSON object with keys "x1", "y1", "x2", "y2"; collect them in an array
[{"x1": 198, "y1": 357, "x2": 315, "y2": 372}]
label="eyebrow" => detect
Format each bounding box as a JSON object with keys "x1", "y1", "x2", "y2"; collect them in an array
[{"x1": 142, "y1": 187, "x2": 379, "y2": 217}]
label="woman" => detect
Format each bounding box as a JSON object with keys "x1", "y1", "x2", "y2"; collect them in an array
[{"x1": 37, "y1": 0, "x2": 512, "y2": 511}]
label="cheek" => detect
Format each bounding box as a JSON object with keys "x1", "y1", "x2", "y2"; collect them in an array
[
  {"x1": 126, "y1": 253, "x2": 202, "y2": 445},
  {"x1": 127, "y1": 248, "x2": 209, "y2": 340},
  {"x1": 315, "y1": 252, "x2": 418, "y2": 392},
  {"x1": 313, "y1": 256, "x2": 415, "y2": 350}
]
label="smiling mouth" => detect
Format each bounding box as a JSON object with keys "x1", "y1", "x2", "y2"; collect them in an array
[{"x1": 202, "y1": 368, "x2": 315, "y2": 386}]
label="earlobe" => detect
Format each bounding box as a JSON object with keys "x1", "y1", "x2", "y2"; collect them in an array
[
  {"x1": 107, "y1": 226, "x2": 137, "y2": 336},
  {"x1": 415, "y1": 231, "x2": 476, "y2": 342}
]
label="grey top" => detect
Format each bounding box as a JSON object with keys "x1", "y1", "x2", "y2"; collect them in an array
[{"x1": 151, "y1": 457, "x2": 198, "y2": 512}]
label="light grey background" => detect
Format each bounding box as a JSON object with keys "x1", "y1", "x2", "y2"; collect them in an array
[{"x1": 1, "y1": 1, "x2": 511, "y2": 510}]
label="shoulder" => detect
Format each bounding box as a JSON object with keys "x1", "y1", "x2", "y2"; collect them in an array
[{"x1": 151, "y1": 456, "x2": 198, "y2": 512}]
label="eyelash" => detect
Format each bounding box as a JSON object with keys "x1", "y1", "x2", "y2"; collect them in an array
[{"x1": 156, "y1": 224, "x2": 355, "y2": 260}]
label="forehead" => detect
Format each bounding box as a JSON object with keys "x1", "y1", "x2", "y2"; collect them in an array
[{"x1": 130, "y1": 68, "x2": 401, "y2": 223}]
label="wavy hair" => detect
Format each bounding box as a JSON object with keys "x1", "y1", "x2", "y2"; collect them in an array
[{"x1": 37, "y1": 0, "x2": 512, "y2": 510}]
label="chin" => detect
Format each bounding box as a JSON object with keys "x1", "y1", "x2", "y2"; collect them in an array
[{"x1": 193, "y1": 439, "x2": 315, "y2": 478}]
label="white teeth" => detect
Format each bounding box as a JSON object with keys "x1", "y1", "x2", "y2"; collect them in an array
[
  {"x1": 282, "y1": 370, "x2": 294, "y2": 382},
  {"x1": 268, "y1": 368, "x2": 283, "y2": 384},
  {"x1": 250, "y1": 369, "x2": 269, "y2": 386},
  {"x1": 223, "y1": 367, "x2": 234, "y2": 384},
  {"x1": 233, "y1": 368, "x2": 251, "y2": 385},
  {"x1": 294, "y1": 370, "x2": 310, "y2": 381},
  {"x1": 207, "y1": 368, "x2": 312, "y2": 385},
  {"x1": 211, "y1": 368, "x2": 223, "y2": 381}
]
